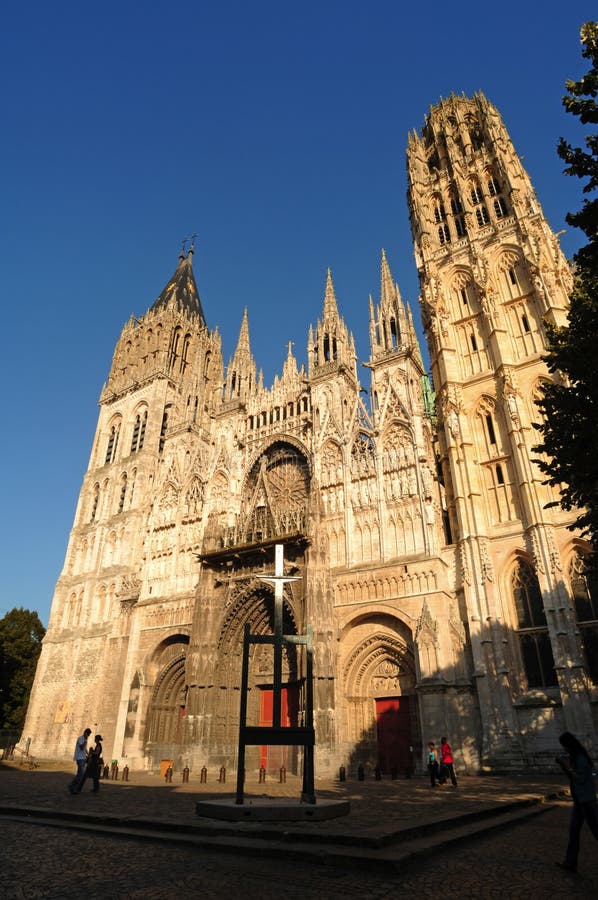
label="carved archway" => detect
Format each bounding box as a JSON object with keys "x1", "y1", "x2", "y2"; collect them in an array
[
  {"x1": 143, "y1": 634, "x2": 190, "y2": 763},
  {"x1": 340, "y1": 614, "x2": 419, "y2": 774}
]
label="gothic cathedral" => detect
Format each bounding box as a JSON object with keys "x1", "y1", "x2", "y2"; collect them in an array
[{"x1": 23, "y1": 93, "x2": 598, "y2": 775}]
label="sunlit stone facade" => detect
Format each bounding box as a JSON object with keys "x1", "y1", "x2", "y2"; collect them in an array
[{"x1": 23, "y1": 93, "x2": 597, "y2": 775}]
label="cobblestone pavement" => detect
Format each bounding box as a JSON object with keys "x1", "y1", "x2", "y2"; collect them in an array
[
  {"x1": 2, "y1": 802, "x2": 597, "y2": 899},
  {"x1": 0, "y1": 763, "x2": 569, "y2": 838},
  {"x1": 2, "y1": 763, "x2": 596, "y2": 898}
]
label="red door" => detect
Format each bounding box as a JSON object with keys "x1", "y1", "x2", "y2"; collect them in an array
[
  {"x1": 375, "y1": 696, "x2": 411, "y2": 775},
  {"x1": 259, "y1": 687, "x2": 299, "y2": 772}
]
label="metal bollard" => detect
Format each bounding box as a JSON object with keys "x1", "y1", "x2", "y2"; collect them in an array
[
  {"x1": 279, "y1": 766, "x2": 286, "y2": 783},
  {"x1": 339, "y1": 765, "x2": 346, "y2": 782},
  {"x1": 218, "y1": 766, "x2": 226, "y2": 784},
  {"x1": 165, "y1": 766, "x2": 173, "y2": 783},
  {"x1": 200, "y1": 766, "x2": 207, "y2": 784},
  {"x1": 111, "y1": 762, "x2": 119, "y2": 781},
  {"x1": 182, "y1": 766, "x2": 190, "y2": 783},
  {"x1": 374, "y1": 765, "x2": 381, "y2": 781},
  {"x1": 259, "y1": 766, "x2": 266, "y2": 783},
  {"x1": 122, "y1": 765, "x2": 129, "y2": 782},
  {"x1": 357, "y1": 764, "x2": 365, "y2": 781},
  {"x1": 102, "y1": 764, "x2": 110, "y2": 779}
]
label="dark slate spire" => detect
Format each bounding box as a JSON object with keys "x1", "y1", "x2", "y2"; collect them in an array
[{"x1": 150, "y1": 246, "x2": 206, "y2": 325}]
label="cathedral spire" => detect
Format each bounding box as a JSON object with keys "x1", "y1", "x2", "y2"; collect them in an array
[
  {"x1": 322, "y1": 268, "x2": 339, "y2": 321},
  {"x1": 369, "y1": 250, "x2": 410, "y2": 359},
  {"x1": 308, "y1": 268, "x2": 355, "y2": 379},
  {"x1": 224, "y1": 308, "x2": 256, "y2": 403},
  {"x1": 150, "y1": 249, "x2": 206, "y2": 325}
]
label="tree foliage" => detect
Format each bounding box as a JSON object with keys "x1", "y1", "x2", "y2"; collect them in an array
[
  {"x1": 0, "y1": 608, "x2": 45, "y2": 733},
  {"x1": 535, "y1": 22, "x2": 598, "y2": 548}
]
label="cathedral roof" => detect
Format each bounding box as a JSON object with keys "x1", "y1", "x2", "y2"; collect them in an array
[{"x1": 150, "y1": 248, "x2": 206, "y2": 324}]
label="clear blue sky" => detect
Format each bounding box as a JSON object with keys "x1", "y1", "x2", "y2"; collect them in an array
[{"x1": 1, "y1": 1, "x2": 594, "y2": 627}]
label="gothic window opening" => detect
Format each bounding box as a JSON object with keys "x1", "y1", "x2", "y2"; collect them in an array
[
  {"x1": 118, "y1": 474, "x2": 127, "y2": 514},
  {"x1": 487, "y1": 176, "x2": 501, "y2": 196},
  {"x1": 458, "y1": 322, "x2": 488, "y2": 376},
  {"x1": 158, "y1": 404, "x2": 172, "y2": 455},
  {"x1": 512, "y1": 560, "x2": 557, "y2": 689},
  {"x1": 90, "y1": 483, "x2": 100, "y2": 522},
  {"x1": 389, "y1": 316, "x2": 399, "y2": 349},
  {"x1": 494, "y1": 197, "x2": 508, "y2": 218},
  {"x1": 180, "y1": 334, "x2": 191, "y2": 373},
  {"x1": 138, "y1": 410, "x2": 147, "y2": 449},
  {"x1": 434, "y1": 200, "x2": 447, "y2": 223},
  {"x1": 508, "y1": 301, "x2": 541, "y2": 357},
  {"x1": 105, "y1": 421, "x2": 121, "y2": 465},
  {"x1": 439, "y1": 223, "x2": 451, "y2": 245},
  {"x1": 569, "y1": 553, "x2": 598, "y2": 684},
  {"x1": 131, "y1": 415, "x2": 141, "y2": 453},
  {"x1": 168, "y1": 327, "x2": 181, "y2": 371},
  {"x1": 486, "y1": 414, "x2": 497, "y2": 446},
  {"x1": 475, "y1": 206, "x2": 490, "y2": 227}
]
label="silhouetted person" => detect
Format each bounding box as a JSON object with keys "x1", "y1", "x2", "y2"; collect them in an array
[
  {"x1": 556, "y1": 731, "x2": 598, "y2": 873},
  {"x1": 68, "y1": 727, "x2": 91, "y2": 794},
  {"x1": 85, "y1": 734, "x2": 103, "y2": 793},
  {"x1": 427, "y1": 741, "x2": 439, "y2": 787}
]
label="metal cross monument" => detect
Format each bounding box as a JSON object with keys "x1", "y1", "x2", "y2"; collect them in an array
[{"x1": 235, "y1": 543, "x2": 316, "y2": 804}]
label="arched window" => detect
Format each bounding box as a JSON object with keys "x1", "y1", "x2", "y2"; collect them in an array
[
  {"x1": 470, "y1": 180, "x2": 490, "y2": 226},
  {"x1": 130, "y1": 408, "x2": 148, "y2": 453},
  {"x1": 180, "y1": 334, "x2": 191, "y2": 373},
  {"x1": 118, "y1": 473, "x2": 128, "y2": 513},
  {"x1": 90, "y1": 483, "x2": 100, "y2": 523},
  {"x1": 476, "y1": 399, "x2": 518, "y2": 523},
  {"x1": 158, "y1": 404, "x2": 172, "y2": 454},
  {"x1": 569, "y1": 553, "x2": 598, "y2": 684},
  {"x1": 512, "y1": 560, "x2": 557, "y2": 689},
  {"x1": 168, "y1": 327, "x2": 181, "y2": 371},
  {"x1": 104, "y1": 420, "x2": 121, "y2": 464},
  {"x1": 438, "y1": 223, "x2": 451, "y2": 245}
]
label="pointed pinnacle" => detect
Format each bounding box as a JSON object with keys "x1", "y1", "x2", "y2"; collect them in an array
[
  {"x1": 380, "y1": 250, "x2": 395, "y2": 306},
  {"x1": 323, "y1": 268, "x2": 339, "y2": 319}
]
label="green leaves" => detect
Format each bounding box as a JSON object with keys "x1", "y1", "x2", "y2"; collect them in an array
[
  {"x1": 0, "y1": 608, "x2": 45, "y2": 732},
  {"x1": 534, "y1": 22, "x2": 598, "y2": 551}
]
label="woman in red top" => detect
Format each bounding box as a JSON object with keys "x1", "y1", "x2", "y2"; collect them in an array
[{"x1": 440, "y1": 737, "x2": 458, "y2": 786}]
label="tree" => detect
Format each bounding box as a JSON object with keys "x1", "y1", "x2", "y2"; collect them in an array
[
  {"x1": 535, "y1": 22, "x2": 598, "y2": 549},
  {"x1": 0, "y1": 608, "x2": 45, "y2": 733}
]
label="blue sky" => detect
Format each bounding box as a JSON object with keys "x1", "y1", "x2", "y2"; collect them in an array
[{"x1": 1, "y1": 2, "x2": 594, "y2": 627}]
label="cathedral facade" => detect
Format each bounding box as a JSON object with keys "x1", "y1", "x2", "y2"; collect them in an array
[{"x1": 23, "y1": 93, "x2": 598, "y2": 776}]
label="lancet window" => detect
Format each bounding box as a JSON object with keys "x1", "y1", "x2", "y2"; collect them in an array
[
  {"x1": 131, "y1": 408, "x2": 148, "y2": 453},
  {"x1": 90, "y1": 483, "x2": 100, "y2": 523},
  {"x1": 512, "y1": 559, "x2": 557, "y2": 689},
  {"x1": 158, "y1": 404, "x2": 172, "y2": 454},
  {"x1": 104, "y1": 420, "x2": 121, "y2": 465},
  {"x1": 118, "y1": 473, "x2": 128, "y2": 514}
]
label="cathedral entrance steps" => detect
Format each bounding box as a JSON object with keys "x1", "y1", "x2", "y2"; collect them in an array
[{"x1": 0, "y1": 766, "x2": 568, "y2": 874}]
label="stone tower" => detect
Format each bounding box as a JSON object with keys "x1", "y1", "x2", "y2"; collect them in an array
[{"x1": 407, "y1": 92, "x2": 595, "y2": 767}]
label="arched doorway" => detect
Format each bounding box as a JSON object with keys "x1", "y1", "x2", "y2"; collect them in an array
[
  {"x1": 342, "y1": 614, "x2": 419, "y2": 775},
  {"x1": 144, "y1": 635, "x2": 189, "y2": 768}
]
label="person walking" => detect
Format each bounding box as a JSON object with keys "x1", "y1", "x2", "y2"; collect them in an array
[
  {"x1": 427, "y1": 741, "x2": 439, "y2": 787},
  {"x1": 68, "y1": 727, "x2": 91, "y2": 794},
  {"x1": 556, "y1": 731, "x2": 598, "y2": 873},
  {"x1": 84, "y1": 734, "x2": 103, "y2": 793},
  {"x1": 440, "y1": 736, "x2": 458, "y2": 786}
]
